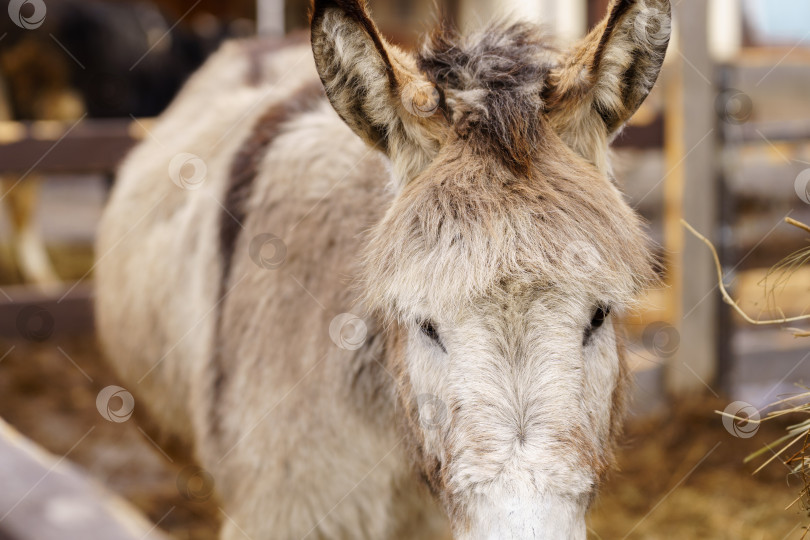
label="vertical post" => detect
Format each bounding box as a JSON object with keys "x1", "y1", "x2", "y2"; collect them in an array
[
  {"x1": 709, "y1": 0, "x2": 742, "y2": 62},
  {"x1": 457, "y1": 0, "x2": 586, "y2": 39},
  {"x1": 257, "y1": 0, "x2": 285, "y2": 37},
  {"x1": 587, "y1": 0, "x2": 610, "y2": 28},
  {"x1": 715, "y1": 64, "x2": 737, "y2": 396},
  {"x1": 553, "y1": 0, "x2": 586, "y2": 42},
  {"x1": 457, "y1": 0, "x2": 499, "y2": 31},
  {"x1": 663, "y1": 0, "x2": 719, "y2": 395},
  {"x1": 539, "y1": 0, "x2": 557, "y2": 29}
]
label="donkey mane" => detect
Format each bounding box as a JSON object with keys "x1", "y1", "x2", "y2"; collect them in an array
[{"x1": 417, "y1": 22, "x2": 558, "y2": 175}]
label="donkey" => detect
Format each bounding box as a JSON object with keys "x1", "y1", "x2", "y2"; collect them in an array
[{"x1": 96, "y1": 0, "x2": 670, "y2": 538}]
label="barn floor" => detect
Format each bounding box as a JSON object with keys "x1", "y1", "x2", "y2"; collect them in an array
[{"x1": 0, "y1": 333, "x2": 807, "y2": 540}]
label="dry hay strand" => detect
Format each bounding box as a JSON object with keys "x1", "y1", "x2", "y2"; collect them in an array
[
  {"x1": 732, "y1": 394, "x2": 810, "y2": 539},
  {"x1": 760, "y1": 218, "x2": 810, "y2": 328},
  {"x1": 693, "y1": 217, "x2": 810, "y2": 536},
  {"x1": 683, "y1": 217, "x2": 810, "y2": 338}
]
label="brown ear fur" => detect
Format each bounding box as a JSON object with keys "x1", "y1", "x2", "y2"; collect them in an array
[
  {"x1": 544, "y1": 0, "x2": 671, "y2": 168},
  {"x1": 310, "y1": 0, "x2": 447, "y2": 185}
]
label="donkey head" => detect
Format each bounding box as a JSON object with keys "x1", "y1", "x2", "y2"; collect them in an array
[{"x1": 312, "y1": 0, "x2": 670, "y2": 537}]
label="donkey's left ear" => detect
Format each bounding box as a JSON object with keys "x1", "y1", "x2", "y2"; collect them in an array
[
  {"x1": 544, "y1": 0, "x2": 671, "y2": 167},
  {"x1": 311, "y1": 0, "x2": 446, "y2": 186}
]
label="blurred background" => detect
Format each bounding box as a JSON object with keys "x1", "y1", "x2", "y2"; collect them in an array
[{"x1": 0, "y1": 0, "x2": 809, "y2": 538}]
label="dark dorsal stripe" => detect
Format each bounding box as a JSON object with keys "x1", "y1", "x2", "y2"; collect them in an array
[
  {"x1": 209, "y1": 80, "x2": 325, "y2": 445},
  {"x1": 219, "y1": 80, "x2": 326, "y2": 291}
]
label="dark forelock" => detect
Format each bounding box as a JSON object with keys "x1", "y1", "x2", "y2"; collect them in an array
[{"x1": 416, "y1": 22, "x2": 559, "y2": 175}]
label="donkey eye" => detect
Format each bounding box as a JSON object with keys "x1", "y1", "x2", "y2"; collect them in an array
[
  {"x1": 420, "y1": 321, "x2": 440, "y2": 341},
  {"x1": 583, "y1": 306, "x2": 610, "y2": 345},
  {"x1": 590, "y1": 306, "x2": 610, "y2": 329},
  {"x1": 419, "y1": 321, "x2": 446, "y2": 352}
]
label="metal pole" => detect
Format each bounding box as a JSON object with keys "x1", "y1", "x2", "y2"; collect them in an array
[{"x1": 257, "y1": 0, "x2": 284, "y2": 37}]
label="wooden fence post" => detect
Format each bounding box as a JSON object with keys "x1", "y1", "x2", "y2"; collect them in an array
[{"x1": 664, "y1": 0, "x2": 721, "y2": 395}]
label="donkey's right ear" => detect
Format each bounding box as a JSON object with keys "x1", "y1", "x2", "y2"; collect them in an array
[{"x1": 311, "y1": 0, "x2": 446, "y2": 185}]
